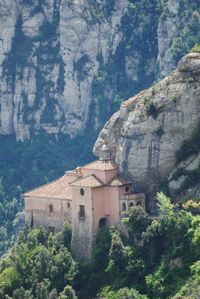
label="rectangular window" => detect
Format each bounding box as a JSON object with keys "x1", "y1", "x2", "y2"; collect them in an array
[
  {"x1": 67, "y1": 202, "x2": 70, "y2": 208},
  {"x1": 79, "y1": 205, "x2": 85, "y2": 218},
  {"x1": 49, "y1": 204, "x2": 53, "y2": 213}
]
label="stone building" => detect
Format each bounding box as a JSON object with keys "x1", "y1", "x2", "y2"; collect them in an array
[{"x1": 24, "y1": 145, "x2": 145, "y2": 259}]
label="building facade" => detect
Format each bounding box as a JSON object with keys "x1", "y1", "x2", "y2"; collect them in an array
[{"x1": 24, "y1": 145, "x2": 145, "y2": 259}]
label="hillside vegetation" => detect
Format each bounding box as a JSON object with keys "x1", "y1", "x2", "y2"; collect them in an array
[
  {"x1": 0, "y1": 0, "x2": 200, "y2": 256},
  {"x1": 0, "y1": 194, "x2": 199, "y2": 299}
]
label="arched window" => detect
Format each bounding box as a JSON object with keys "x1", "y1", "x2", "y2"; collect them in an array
[
  {"x1": 137, "y1": 201, "x2": 142, "y2": 206},
  {"x1": 125, "y1": 186, "x2": 130, "y2": 193},
  {"x1": 80, "y1": 188, "x2": 84, "y2": 196},
  {"x1": 122, "y1": 202, "x2": 127, "y2": 211},
  {"x1": 129, "y1": 202, "x2": 134, "y2": 208},
  {"x1": 99, "y1": 218, "x2": 107, "y2": 228}
]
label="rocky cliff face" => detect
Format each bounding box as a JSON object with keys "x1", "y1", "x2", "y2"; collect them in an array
[
  {"x1": 0, "y1": 0, "x2": 199, "y2": 141},
  {"x1": 94, "y1": 52, "x2": 200, "y2": 199}
]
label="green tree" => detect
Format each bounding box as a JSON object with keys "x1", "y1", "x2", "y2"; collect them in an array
[
  {"x1": 60, "y1": 223, "x2": 72, "y2": 248},
  {"x1": 101, "y1": 286, "x2": 148, "y2": 299},
  {"x1": 0, "y1": 267, "x2": 20, "y2": 295},
  {"x1": 156, "y1": 192, "x2": 174, "y2": 217},
  {"x1": 0, "y1": 227, "x2": 77, "y2": 298},
  {"x1": 49, "y1": 289, "x2": 58, "y2": 299},
  {"x1": 58, "y1": 285, "x2": 77, "y2": 299},
  {"x1": 50, "y1": 247, "x2": 77, "y2": 292},
  {"x1": 126, "y1": 206, "x2": 149, "y2": 241},
  {"x1": 36, "y1": 281, "x2": 49, "y2": 299},
  {"x1": 12, "y1": 287, "x2": 33, "y2": 299}
]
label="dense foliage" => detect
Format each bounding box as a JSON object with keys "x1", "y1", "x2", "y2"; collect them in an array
[
  {"x1": 88, "y1": 194, "x2": 200, "y2": 299},
  {"x1": 0, "y1": 193, "x2": 200, "y2": 298},
  {"x1": 0, "y1": 193, "x2": 199, "y2": 298},
  {"x1": 0, "y1": 223, "x2": 77, "y2": 299}
]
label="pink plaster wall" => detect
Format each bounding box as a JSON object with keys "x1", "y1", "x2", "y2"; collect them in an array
[
  {"x1": 92, "y1": 186, "x2": 120, "y2": 233},
  {"x1": 25, "y1": 196, "x2": 72, "y2": 216},
  {"x1": 92, "y1": 187, "x2": 106, "y2": 232},
  {"x1": 119, "y1": 184, "x2": 132, "y2": 197},
  {"x1": 24, "y1": 196, "x2": 72, "y2": 230},
  {"x1": 105, "y1": 186, "x2": 120, "y2": 225}
]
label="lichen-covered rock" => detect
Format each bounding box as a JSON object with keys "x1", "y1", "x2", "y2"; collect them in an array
[
  {"x1": 59, "y1": 0, "x2": 128, "y2": 136},
  {"x1": 0, "y1": 0, "x2": 199, "y2": 141},
  {"x1": 0, "y1": 0, "x2": 128, "y2": 140},
  {"x1": 156, "y1": 0, "x2": 180, "y2": 77},
  {"x1": 168, "y1": 152, "x2": 200, "y2": 198},
  {"x1": 93, "y1": 53, "x2": 200, "y2": 194}
]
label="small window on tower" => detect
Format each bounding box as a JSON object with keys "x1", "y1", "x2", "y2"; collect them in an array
[
  {"x1": 49, "y1": 204, "x2": 53, "y2": 213},
  {"x1": 125, "y1": 186, "x2": 130, "y2": 193},
  {"x1": 79, "y1": 205, "x2": 85, "y2": 218},
  {"x1": 67, "y1": 202, "x2": 70, "y2": 208},
  {"x1": 80, "y1": 188, "x2": 84, "y2": 196}
]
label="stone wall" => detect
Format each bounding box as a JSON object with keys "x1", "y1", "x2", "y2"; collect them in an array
[
  {"x1": 71, "y1": 186, "x2": 93, "y2": 260},
  {"x1": 24, "y1": 195, "x2": 72, "y2": 231}
]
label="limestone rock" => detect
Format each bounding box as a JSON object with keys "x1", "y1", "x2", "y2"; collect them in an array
[
  {"x1": 22, "y1": 13, "x2": 45, "y2": 38},
  {"x1": 93, "y1": 53, "x2": 200, "y2": 194},
  {"x1": 156, "y1": 0, "x2": 180, "y2": 78},
  {"x1": 0, "y1": 0, "x2": 128, "y2": 140},
  {"x1": 168, "y1": 153, "x2": 200, "y2": 197},
  {"x1": 59, "y1": 0, "x2": 128, "y2": 136},
  {"x1": 0, "y1": 0, "x2": 199, "y2": 141}
]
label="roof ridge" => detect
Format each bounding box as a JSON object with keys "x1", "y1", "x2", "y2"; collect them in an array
[
  {"x1": 107, "y1": 174, "x2": 119, "y2": 185},
  {"x1": 107, "y1": 175, "x2": 132, "y2": 186},
  {"x1": 92, "y1": 174, "x2": 104, "y2": 185},
  {"x1": 69, "y1": 173, "x2": 104, "y2": 186},
  {"x1": 69, "y1": 173, "x2": 92, "y2": 185}
]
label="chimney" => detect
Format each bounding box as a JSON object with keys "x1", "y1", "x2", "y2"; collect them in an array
[{"x1": 76, "y1": 167, "x2": 82, "y2": 178}]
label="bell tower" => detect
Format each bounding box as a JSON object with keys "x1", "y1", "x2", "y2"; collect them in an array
[{"x1": 99, "y1": 143, "x2": 111, "y2": 161}]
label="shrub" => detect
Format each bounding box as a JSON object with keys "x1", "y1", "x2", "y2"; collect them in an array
[
  {"x1": 146, "y1": 102, "x2": 163, "y2": 120},
  {"x1": 156, "y1": 126, "x2": 164, "y2": 137},
  {"x1": 190, "y1": 44, "x2": 200, "y2": 53}
]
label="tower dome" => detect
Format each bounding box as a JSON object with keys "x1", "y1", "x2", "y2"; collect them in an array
[{"x1": 99, "y1": 143, "x2": 111, "y2": 161}]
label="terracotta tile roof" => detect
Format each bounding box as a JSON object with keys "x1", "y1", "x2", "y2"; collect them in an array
[
  {"x1": 82, "y1": 159, "x2": 118, "y2": 171},
  {"x1": 23, "y1": 171, "x2": 76, "y2": 200},
  {"x1": 109, "y1": 176, "x2": 132, "y2": 186},
  {"x1": 70, "y1": 174, "x2": 104, "y2": 188}
]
